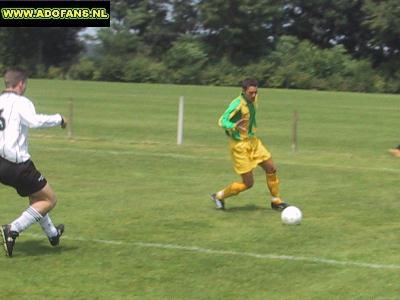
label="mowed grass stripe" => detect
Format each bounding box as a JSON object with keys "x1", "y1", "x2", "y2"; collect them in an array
[{"x1": 35, "y1": 143, "x2": 400, "y2": 174}]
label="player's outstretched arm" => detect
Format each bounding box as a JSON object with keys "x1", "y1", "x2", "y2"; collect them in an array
[{"x1": 18, "y1": 98, "x2": 65, "y2": 129}]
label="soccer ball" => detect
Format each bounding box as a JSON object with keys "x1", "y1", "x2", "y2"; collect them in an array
[{"x1": 281, "y1": 206, "x2": 302, "y2": 225}]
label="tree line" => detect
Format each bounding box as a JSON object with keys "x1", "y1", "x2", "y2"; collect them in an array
[{"x1": 1, "y1": 0, "x2": 399, "y2": 93}]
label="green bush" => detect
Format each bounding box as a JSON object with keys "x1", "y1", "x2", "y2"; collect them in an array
[
  {"x1": 123, "y1": 56, "x2": 167, "y2": 83},
  {"x1": 164, "y1": 37, "x2": 207, "y2": 84},
  {"x1": 341, "y1": 59, "x2": 380, "y2": 92},
  {"x1": 47, "y1": 66, "x2": 65, "y2": 79},
  {"x1": 383, "y1": 74, "x2": 400, "y2": 93},
  {"x1": 96, "y1": 56, "x2": 125, "y2": 82},
  {"x1": 242, "y1": 60, "x2": 274, "y2": 87},
  {"x1": 265, "y1": 36, "x2": 384, "y2": 92},
  {"x1": 267, "y1": 36, "x2": 317, "y2": 88},
  {"x1": 34, "y1": 64, "x2": 47, "y2": 79},
  {"x1": 199, "y1": 57, "x2": 242, "y2": 86},
  {"x1": 0, "y1": 63, "x2": 5, "y2": 75},
  {"x1": 68, "y1": 58, "x2": 96, "y2": 80},
  {"x1": 70, "y1": 33, "x2": 398, "y2": 93}
]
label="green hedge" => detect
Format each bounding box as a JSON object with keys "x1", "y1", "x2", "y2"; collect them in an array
[{"x1": 64, "y1": 36, "x2": 399, "y2": 93}]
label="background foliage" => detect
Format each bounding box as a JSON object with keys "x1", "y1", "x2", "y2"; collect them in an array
[{"x1": 0, "y1": 0, "x2": 399, "y2": 93}]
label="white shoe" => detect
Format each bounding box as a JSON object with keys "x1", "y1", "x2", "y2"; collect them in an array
[{"x1": 211, "y1": 194, "x2": 225, "y2": 210}]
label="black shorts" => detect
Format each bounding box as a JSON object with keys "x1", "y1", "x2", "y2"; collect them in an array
[{"x1": 0, "y1": 156, "x2": 47, "y2": 197}]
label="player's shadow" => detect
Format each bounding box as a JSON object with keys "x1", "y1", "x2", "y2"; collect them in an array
[
  {"x1": 224, "y1": 204, "x2": 266, "y2": 213},
  {"x1": 14, "y1": 239, "x2": 77, "y2": 257}
]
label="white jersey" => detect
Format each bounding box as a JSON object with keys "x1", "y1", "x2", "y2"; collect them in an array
[{"x1": 0, "y1": 92, "x2": 62, "y2": 163}]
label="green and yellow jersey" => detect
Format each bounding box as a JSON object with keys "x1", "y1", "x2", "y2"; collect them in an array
[{"x1": 218, "y1": 93, "x2": 257, "y2": 141}]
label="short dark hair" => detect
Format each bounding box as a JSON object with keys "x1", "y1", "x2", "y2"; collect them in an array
[
  {"x1": 242, "y1": 78, "x2": 258, "y2": 90},
  {"x1": 4, "y1": 68, "x2": 27, "y2": 88}
]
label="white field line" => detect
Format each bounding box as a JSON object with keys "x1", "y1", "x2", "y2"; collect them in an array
[
  {"x1": 25, "y1": 233, "x2": 400, "y2": 270},
  {"x1": 40, "y1": 145, "x2": 400, "y2": 174}
]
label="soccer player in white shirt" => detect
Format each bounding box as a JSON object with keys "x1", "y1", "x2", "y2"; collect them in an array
[{"x1": 0, "y1": 68, "x2": 67, "y2": 257}]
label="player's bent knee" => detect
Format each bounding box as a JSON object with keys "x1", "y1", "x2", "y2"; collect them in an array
[
  {"x1": 262, "y1": 159, "x2": 277, "y2": 174},
  {"x1": 49, "y1": 195, "x2": 57, "y2": 208},
  {"x1": 30, "y1": 184, "x2": 57, "y2": 210},
  {"x1": 43, "y1": 184, "x2": 57, "y2": 207},
  {"x1": 245, "y1": 182, "x2": 254, "y2": 189},
  {"x1": 242, "y1": 177, "x2": 254, "y2": 188},
  {"x1": 41, "y1": 196, "x2": 56, "y2": 213},
  {"x1": 266, "y1": 166, "x2": 277, "y2": 174}
]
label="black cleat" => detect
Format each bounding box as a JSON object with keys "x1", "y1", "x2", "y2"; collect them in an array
[
  {"x1": 271, "y1": 201, "x2": 290, "y2": 212},
  {"x1": 49, "y1": 224, "x2": 64, "y2": 246},
  {"x1": 211, "y1": 194, "x2": 225, "y2": 210},
  {"x1": 1, "y1": 225, "x2": 19, "y2": 257}
]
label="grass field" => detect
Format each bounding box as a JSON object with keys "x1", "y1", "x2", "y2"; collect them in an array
[{"x1": 0, "y1": 79, "x2": 399, "y2": 299}]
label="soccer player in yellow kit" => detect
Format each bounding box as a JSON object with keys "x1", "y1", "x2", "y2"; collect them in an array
[{"x1": 211, "y1": 78, "x2": 290, "y2": 211}]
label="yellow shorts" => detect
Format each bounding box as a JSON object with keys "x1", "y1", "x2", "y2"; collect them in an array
[{"x1": 229, "y1": 137, "x2": 271, "y2": 174}]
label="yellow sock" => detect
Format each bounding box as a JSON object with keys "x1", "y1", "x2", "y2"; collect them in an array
[
  {"x1": 266, "y1": 172, "x2": 280, "y2": 198},
  {"x1": 217, "y1": 182, "x2": 248, "y2": 200}
]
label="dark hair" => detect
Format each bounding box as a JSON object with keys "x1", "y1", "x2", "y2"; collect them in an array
[
  {"x1": 242, "y1": 78, "x2": 258, "y2": 90},
  {"x1": 4, "y1": 68, "x2": 27, "y2": 88}
]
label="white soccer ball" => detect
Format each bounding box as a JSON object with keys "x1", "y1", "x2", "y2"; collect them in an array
[{"x1": 281, "y1": 206, "x2": 302, "y2": 225}]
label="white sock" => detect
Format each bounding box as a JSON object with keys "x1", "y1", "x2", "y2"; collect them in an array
[
  {"x1": 10, "y1": 206, "x2": 43, "y2": 233},
  {"x1": 39, "y1": 214, "x2": 58, "y2": 238}
]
